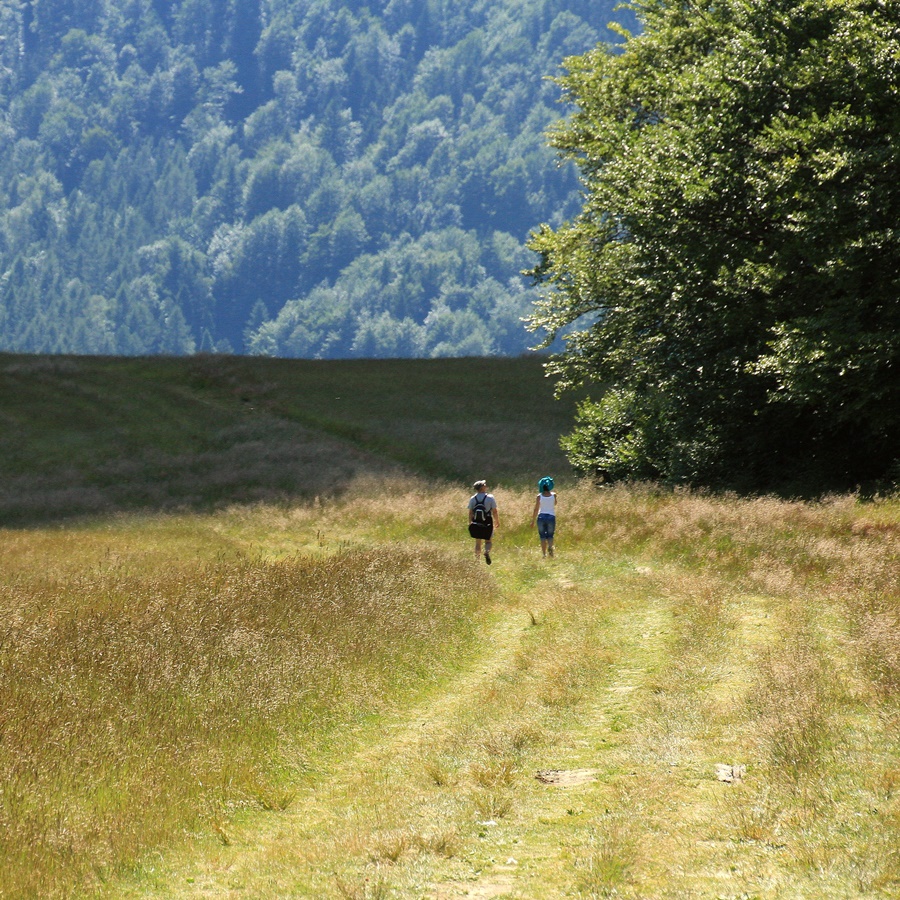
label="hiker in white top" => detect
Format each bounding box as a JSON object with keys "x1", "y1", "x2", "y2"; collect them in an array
[
  {"x1": 468, "y1": 479, "x2": 499, "y2": 565},
  {"x1": 530, "y1": 476, "x2": 557, "y2": 558}
]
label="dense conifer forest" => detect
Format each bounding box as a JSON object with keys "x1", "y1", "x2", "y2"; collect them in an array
[{"x1": 0, "y1": 0, "x2": 634, "y2": 357}]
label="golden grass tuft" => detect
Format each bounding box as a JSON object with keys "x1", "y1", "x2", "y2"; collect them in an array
[
  {"x1": 468, "y1": 757, "x2": 519, "y2": 789},
  {"x1": 724, "y1": 784, "x2": 783, "y2": 845},
  {"x1": 471, "y1": 788, "x2": 513, "y2": 822},
  {"x1": 749, "y1": 631, "x2": 836, "y2": 779},
  {"x1": 855, "y1": 609, "x2": 900, "y2": 697},
  {"x1": 368, "y1": 829, "x2": 415, "y2": 864},
  {"x1": 334, "y1": 868, "x2": 392, "y2": 900}
]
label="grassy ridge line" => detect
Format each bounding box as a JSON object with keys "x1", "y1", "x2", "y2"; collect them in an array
[
  {"x1": 0, "y1": 353, "x2": 575, "y2": 526},
  {"x1": 183, "y1": 354, "x2": 583, "y2": 484},
  {"x1": 269, "y1": 405, "x2": 458, "y2": 481}
]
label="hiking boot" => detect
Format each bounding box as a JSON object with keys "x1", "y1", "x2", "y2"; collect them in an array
[{"x1": 485, "y1": 551, "x2": 492, "y2": 565}]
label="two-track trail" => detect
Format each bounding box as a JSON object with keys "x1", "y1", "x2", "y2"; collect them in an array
[
  {"x1": 114, "y1": 534, "x2": 896, "y2": 900},
  {"x1": 115, "y1": 548, "x2": 645, "y2": 899},
  {"x1": 117, "y1": 572, "x2": 551, "y2": 898}
]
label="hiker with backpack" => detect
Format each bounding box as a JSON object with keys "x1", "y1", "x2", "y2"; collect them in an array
[
  {"x1": 468, "y1": 480, "x2": 499, "y2": 565},
  {"x1": 530, "y1": 476, "x2": 557, "y2": 558}
]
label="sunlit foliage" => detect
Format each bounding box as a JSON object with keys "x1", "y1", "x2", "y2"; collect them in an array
[{"x1": 529, "y1": 0, "x2": 900, "y2": 491}]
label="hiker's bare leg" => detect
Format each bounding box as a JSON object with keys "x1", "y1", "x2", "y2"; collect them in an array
[{"x1": 474, "y1": 538, "x2": 482, "y2": 559}]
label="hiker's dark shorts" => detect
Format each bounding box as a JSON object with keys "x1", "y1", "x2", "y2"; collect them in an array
[
  {"x1": 536, "y1": 514, "x2": 556, "y2": 540},
  {"x1": 469, "y1": 522, "x2": 493, "y2": 540}
]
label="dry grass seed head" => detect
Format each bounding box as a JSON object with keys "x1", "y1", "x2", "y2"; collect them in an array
[
  {"x1": 334, "y1": 868, "x2": 391, "y2": 900},
  {"x1": 722, "y1": 784, "x2": 783, "y2": 845},
  {"x1": 876, "y1": 768, "x2": 900, "y2": 800},
  {"x1": 666, "y1": 570, "x2": 728, "y2": 627},
  {"x1": 855, "y1": 610, "x2": 900, "y2": 697},
  {"x1": 849, "y1": 830, "x2": 900, "y2": 894},
  {"x1": 415, "y1": 827, "x2": 461, "y2": 858},
  {"x1": 469, "y1": 757, "x2": 518, "y2": 789},
  {"x1": 476, "y1": 723, "x2": 544, "y2": 757},
  {"x1": 423, "y1": 758, "x2": 458, "y2": 788},
  {"x1": 750, "y1": 633, "x2": 836, "y2": 778},
  {"x1": 368, "y1": 829, "x2": 414, "y2": 864}
]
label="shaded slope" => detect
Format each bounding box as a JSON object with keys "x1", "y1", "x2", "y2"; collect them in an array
[{"x1": 0, "y1": 353, "x2": 577, "y2": 525}]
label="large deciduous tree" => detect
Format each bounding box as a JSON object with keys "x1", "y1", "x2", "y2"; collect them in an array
[{"x1": 528, "y1": 0, "x2": 900, "y2": 491}]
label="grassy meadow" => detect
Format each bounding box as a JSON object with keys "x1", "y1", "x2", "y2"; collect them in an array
[
  {"x1": 0, "y1": 353, "x2": 578, "y2": 525},
  {"x1": 1, "y1": 352, "x2": 899, "y2": 899}
]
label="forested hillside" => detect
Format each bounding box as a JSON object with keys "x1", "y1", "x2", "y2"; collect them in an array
[{"x1": 0, "y1": 0, "x2": 634, "y2": 357}]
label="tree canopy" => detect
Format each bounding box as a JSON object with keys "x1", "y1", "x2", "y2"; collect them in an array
[
  {"x1": 0, "y1": 0, "x2": 635, "y2": 359},
  {"x1": 528, "y1": 0, "x2": 900, "y2": 491}
]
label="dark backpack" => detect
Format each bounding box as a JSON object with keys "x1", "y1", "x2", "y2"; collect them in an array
[{"x1": 469, "y1": 493, "x2": 493, "y2": 538}]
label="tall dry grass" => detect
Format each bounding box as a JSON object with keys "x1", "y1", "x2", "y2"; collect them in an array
[
  {"x1": 555, "y1": 483, "x2": 900, "y2": 893},
  {"x1": 562, "y1": 482, "x2": 899, "y2": 596},
  {"x1": 0, "y1": 542, "x2": 486, "y2": 899},
  {"x1": 3, "y1": 479, "x2": 899, "y2": 898}
]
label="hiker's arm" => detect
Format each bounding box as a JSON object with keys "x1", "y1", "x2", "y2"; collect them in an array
[
  {"x1": 530, "y1": 497, "x2": 539, "y2": 526},
  {"x1": 492, "y1": 505, "x2": 500, "y2": 528}
]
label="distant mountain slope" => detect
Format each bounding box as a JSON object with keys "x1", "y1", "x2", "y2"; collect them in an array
[{"x1": 0, "y1": 0, "x2": 636, "y2": 358}]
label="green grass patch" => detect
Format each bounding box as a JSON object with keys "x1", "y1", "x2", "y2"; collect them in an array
[{"x1": 0, "y1": 353, "x2": 579, "y2": 526}]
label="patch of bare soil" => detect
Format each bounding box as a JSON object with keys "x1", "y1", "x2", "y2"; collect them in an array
[
  {"x1": 429, "y1": 874, "x2": 515, "y2": 899},
  {"x1": 534, "y1": 768, "x2": 597, "y2": 787}
]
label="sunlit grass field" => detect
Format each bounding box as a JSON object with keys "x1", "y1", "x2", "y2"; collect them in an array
[{"x1": 1, "y1": 353, "x2": 899, "y2": 899}]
